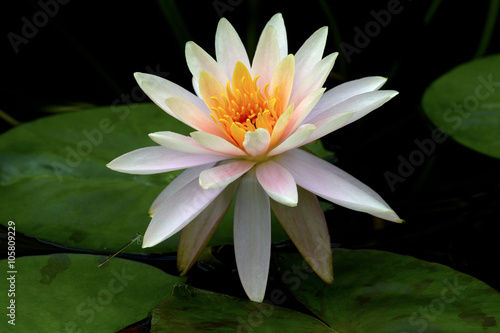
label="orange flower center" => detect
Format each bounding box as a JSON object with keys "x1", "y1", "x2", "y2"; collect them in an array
[{"x1": 208, "y1": 62, "x2": 284, "y2": 149}]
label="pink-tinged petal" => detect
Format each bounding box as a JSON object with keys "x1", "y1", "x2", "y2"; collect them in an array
[
  {"x1": 251, "y1": 25, "x2": 280, "y2": 86},
  {"x1": 234, "y1": 170, "x2": 271, "y2": 302},
  {"x1": 270, "y1": 54, "x2": 295, "y2": 111},
  {"x1": 177, "y1": 181, "x2": 237, "y2": 275},
  {"x1": 293, "y1": 27, "x2": 328, "y2": 93},
  {"x1": 275, "y1": 149, "x2": 403, "y2": 222},
  {"x1": 243, "y1": 128, "x2": 271, "y2": 157},
  {"x1": 149, "y1": 131, "x2": 228, "y2": 156},
  {"x1": 134, "y1": 72, "x2": 207, "y2": 121},
  {"x1": 307, "y1": 76, "x2": 388, "y2": 120},
  {"x1": 190, "y1": 131, "x2": 246, "y2": 156},
  {"x1": 199, "y1": 160, "x2": 255, "y2": 189},
  {"x1": 269, "y1": 103, "x2": 294, "y2": 148},
  {"x1": 301, "y1": 111, "x2": 355, "y2": 146},
  {"x1": 215, "y1": 18, "x2": 251, "y2": 80},
  {"x1": 149, "y1": 164, "x2": 215, "y2": 216},
  {"x1": 283, "y1": 88, "x2": 325, "y2": 139},
  {"x1": 307, "y1": 90, "x2": 399, "y2": 130},
  {"x1": 268, "y1": 124, "x2": 316, "y2": 156},
  {"x1": 290, "y1": 53, "x2": 338, "y2": 105},
  {"x1": 256, "y1": 160, "x2": 297, "y2": 207},
  {"x1": 142, "y1": 178, "x2": 227, "y2": 248},
  {"x1": 264, "y1": 13, "x2": 287, "y2": 59},
  {"x1": 185, "y1": 41, "x2": 228, "y2": 84},
  {"x1": 165, "y1": 97, "x2": 223, "y2": 136},
  {"x1": 270, "y1": 186, "x2": 333, "y2": 283},
  {"x1": 107, "y1": 146, "x2": 227, "y2": 175}
]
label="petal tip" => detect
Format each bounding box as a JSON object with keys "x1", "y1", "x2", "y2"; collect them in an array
[
  {"x1": 269, "y1": 195, "x2": 298, "y2": 207},
  {"x1": 198, "y1": 176, "x2": 211, "y2": 190},
  {"x1": 247, "y1": 292, "x2": 265, "y2": 303},
  {"x1": 386, "y1": 211, "x2": 404, "y2": 223},
  {"x1": 141, "y1": 234, "x2": 160, "y2": 249},
  {"x1": 217, "y1": 16, "x2": 230, "y2": 26},
  {"x1": 388, "y1": 90, "x2": 399, "y2": 97},
  {"x1": 106, "y1": 160, "x2": 118, "y2": 171},
  {"x1": 177, "y1": 267, "x2": 189, "y2": 276},
  {"x1": 133, "y1": 72, "x2": 149, "y2": 85},
  {"x1": 277, "y1": 196, "x2": 298, "y2": 207},
  {"x1": 272, "y1": 12, "x2": 283, "y2": 19},
  {"x1": 141, "y1": 242, "x2": 153, "y2": 249},
  {"x1": 320, "y1": 266, "x2": 334, "y2": 284}
]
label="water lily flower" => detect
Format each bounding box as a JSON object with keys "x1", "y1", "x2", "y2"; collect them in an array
[{"x1": 107, "y1": 13, "x2": 403, "y2": 302}]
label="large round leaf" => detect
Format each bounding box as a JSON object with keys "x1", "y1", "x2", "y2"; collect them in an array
[
  {"x1": 277, "y1": 249, "x2": 500, "y2": 332},
  {"x1": 422, "y1": 54, "x2": 500, "y2": 159},
  {"x1": 0, "y1": 254, "x2": 184, "y2": 332},
  {"x1": 151, "y1": 284, "x2": 336, "y2": 332},
  {"x1": 0, "y1": 103, "x2": 289, "y2": 253},
  {"x1": 151, "y1": 249, "x2": 500, "y2": 332}
]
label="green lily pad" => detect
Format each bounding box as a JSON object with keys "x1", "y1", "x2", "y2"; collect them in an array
[
  {"x1": 0, "y1": 253, "x2": 184, "y2": 332},
  {"x1": 278, "y1": 248, "x2": 500, "y2": 332},
  {"x1": 151, "y1": 284, "x2": 336, "y2": 332},
  {"x1": 151, "y1": 249, "x2": 499, "y2": 332},
  {"x1": 0, "y1": 103, "x2": 289, "y2": 253},
  {"x1": 422, "y1": 54, "x2": 500, "y2": 159}
]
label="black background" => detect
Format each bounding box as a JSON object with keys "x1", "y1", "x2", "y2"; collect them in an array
[{"x1": 1, "y1": 0, "x2": 499, "y2": 313}]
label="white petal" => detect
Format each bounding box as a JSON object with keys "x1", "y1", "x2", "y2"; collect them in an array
[
  {"x1": 190, "y1": 131, "x2": 246, "y2": 156},
  {"x1": 177, "y1": 182, "x2": 237, "y2": 275},
  {"x1": 134, "y1": 72, "x2": 207, "y2": 121},
  {"x1": 234, "y1": 170, "x2": 271, "y2": 302},
  {"x1": 274, "y1": 149, "x2": 403, "y2": 222},
  {"x1": 251, "y1": 25, "x2": 280, "y2": 87},
  {"x1": 243, "y1": 128, "x2": 271, "y2": 157},
  {"x1": 301, "y1": 111, "x2": 354, "y2": 146},
  {"x1": 199, "y1": 160, "x2": 255, "y2": 189},
  {"x1": 107, "y1": 146, "x2": 227, "y2": 174},
  {"x1": 306, "y1": 76, "x2": 388, "y2": 122},
  {"x1": 256, "y1": 160, "x2": 297, "y2": 206},
  {"x1": 264, "y1": 13, "x2": 287, "y2": 59},
  {"x1": 149, "y1": 164, "x2": 215, "y2": 216},
  {"x1": 290, "y1": 53, "x2": 338, "y2": 105},
  {"x1": 282, "y1": 88, "x2": 325, "y2": 139},
  {"x1": 307, "y1": 90, "x2": 398, "y2": 130},
  {"x1": 293, "y1": 27, "x2": 328, "y2": 92},
  {"x1": 268, "y1": 124, "x2": 316, "y2": 156},
  {"x1": 165, "y1": 97, "x2": 223, "y2": 135},
  {"x1": 185, "y1": 41, "x2": 228, "y2": 84},
  {"x1": 149, "y1": 131, "x2": 227, "y2": 156},
  {"x1": 215, "y1": 18, "x2": 251, "y2": 80},
  {"x1": 142, "y1": 178, "x2": 226, "y2": 248}
]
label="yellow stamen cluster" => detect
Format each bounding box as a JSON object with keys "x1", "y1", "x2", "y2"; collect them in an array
[{"x1": 209, "y1": 62, "x2": 283, "y2": 148}]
